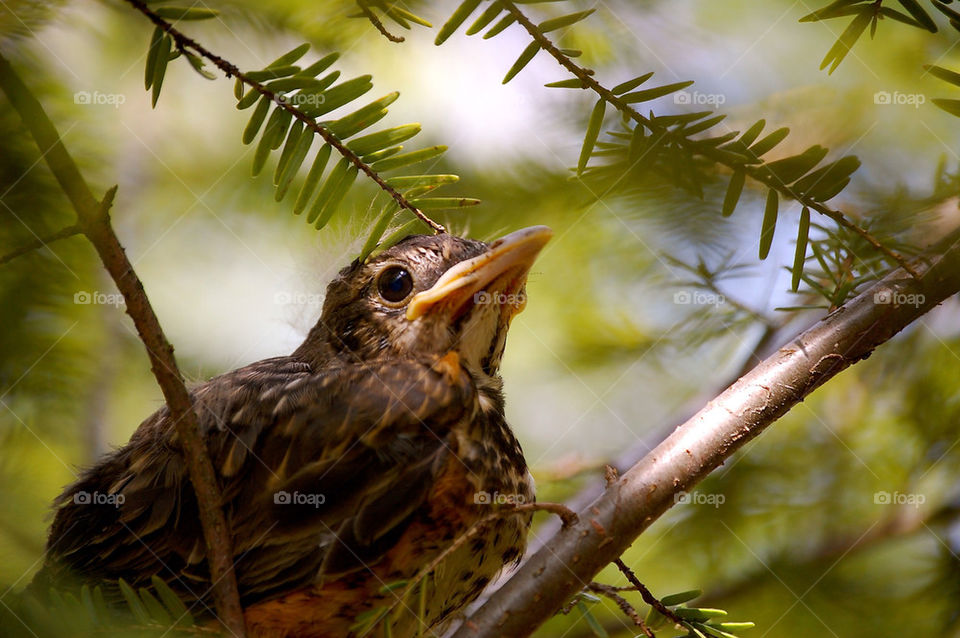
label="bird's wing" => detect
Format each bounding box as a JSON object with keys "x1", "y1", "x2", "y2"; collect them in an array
[{"x1": 42, "y1": 352, "x2": 476, "y2": 606}]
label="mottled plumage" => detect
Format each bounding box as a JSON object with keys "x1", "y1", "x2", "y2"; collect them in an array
[{"x1": 33, "y1": 228, "x2": 552, "y2": 637}]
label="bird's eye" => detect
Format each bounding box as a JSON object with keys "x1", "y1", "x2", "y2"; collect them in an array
[{"x1": 376, "y1": 266, "x2": 414, "y2": 303}]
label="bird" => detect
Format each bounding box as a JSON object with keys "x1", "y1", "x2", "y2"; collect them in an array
[{"x1": 31, "y1": 225, "x2": 553, "y2": 637}]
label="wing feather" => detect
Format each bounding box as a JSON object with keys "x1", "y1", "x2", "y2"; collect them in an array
[{"x1": 37, "y1": 354, "x2": 476, "y2": 609}]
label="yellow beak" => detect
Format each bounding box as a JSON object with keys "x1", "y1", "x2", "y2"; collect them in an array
[{"x1": 406, "y1": 226, "x2": 553, "y2": 321}]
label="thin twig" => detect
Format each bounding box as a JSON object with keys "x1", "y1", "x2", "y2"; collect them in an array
[
  {"x1": 510, "y1": 501, "x2": 578, "y2": 527},
  {"x1": 124, "y1": 0, "x2": 445, "y2": 234},
  {"x1": 0, "y1": 223, "x2": 81, "y2": 265},
  {"x1": 356, "y1": 0, "x2": 405, "y2": 42},
  {"x1": 587, "y1": 582, "x2": 654, "y2": 638},
  {"x1": 0, "y1": 52, "x2": 247, "y2": 637},
  {"x1": 498, "y1": 0, "x2": 919, "y2": 278},
  {"x1": 612, "y1": 559, "x2": 683, "y2": 627}
]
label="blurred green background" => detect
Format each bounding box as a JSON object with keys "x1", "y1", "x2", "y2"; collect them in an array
[{"x1": 2, "y1": 0, "x2": 960, "y2": 636}]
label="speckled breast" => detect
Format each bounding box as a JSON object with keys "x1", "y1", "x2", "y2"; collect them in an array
[{"x1": 244, "y1": 393, "x2": 534, "y2": 638}]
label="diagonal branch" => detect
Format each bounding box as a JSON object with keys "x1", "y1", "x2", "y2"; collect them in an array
[
  {"x1": 498, "y1": 0, "x2": 918, "y2": 278},
  {"x1": 0, "y1": 51, "x2": 247, "y2": 636},
  {"x1": 451, "y1": 229, "x2": 960, "y2": 636},
  {"x1": 124, "y1": 0, "x2": 445, "y2": 234}
]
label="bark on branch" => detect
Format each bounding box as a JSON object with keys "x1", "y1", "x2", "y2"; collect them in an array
[
  {"x1": 0, "y1": 51, "x2": 247, "y2": 636},
  {"x1": 451, "y1": 236, "x2": 960, "y2": 637}
]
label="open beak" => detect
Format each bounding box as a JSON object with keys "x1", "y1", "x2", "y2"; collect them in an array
[{"x1": 406, "y1": 226, "x2": 553, "y2": 321}]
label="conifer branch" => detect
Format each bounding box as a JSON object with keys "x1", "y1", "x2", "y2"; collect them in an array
[
  {"x1": 498, "y1": 0, "x2": 918, "y2": 278},
  {"x1": 124, "y1": 0, "x2": 446, "y2": 234}
]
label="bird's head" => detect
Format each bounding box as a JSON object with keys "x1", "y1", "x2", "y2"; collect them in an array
[{"x1": 296, "y1": 226, "x2": 552, "y2": 378}]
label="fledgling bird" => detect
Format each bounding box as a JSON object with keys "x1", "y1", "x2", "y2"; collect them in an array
[{"x1": 32, "y1": 226, "x2": 552, "y2": 637}]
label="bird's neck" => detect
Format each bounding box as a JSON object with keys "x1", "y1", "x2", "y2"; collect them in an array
[
  {"x1": 291, "y1": 322, "x2": 338, "y2": 368},
  {"x1": 473, "y1": 371, "x2": 505, "y2": 415}
]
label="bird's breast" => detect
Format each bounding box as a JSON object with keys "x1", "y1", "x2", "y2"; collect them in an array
[{"x1": 243, "y1": 389, "x2": 533, "y2": 638}]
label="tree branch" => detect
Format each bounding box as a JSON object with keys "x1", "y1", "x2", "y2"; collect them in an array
[
  {"x1": 499, "y1": 0, "x2": 918, "y2": 278},
  {"x1": 451, "y1": 232, "x2": 960, "y2": 636},
  {"x1": 0, "y1": 51, "x2": 247, "y2": 636},
  {"x1": 123, "y1": 0, "x2": 445, "y2": 234}
]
